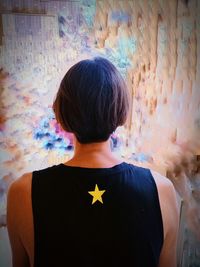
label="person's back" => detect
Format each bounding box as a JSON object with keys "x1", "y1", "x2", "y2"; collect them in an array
[
  {"x1": 32, "y1": 162, "x2": 163, "y2": 267},
  {"x1": 7, "y1": 57, "x2": 179, "y2": 267}
]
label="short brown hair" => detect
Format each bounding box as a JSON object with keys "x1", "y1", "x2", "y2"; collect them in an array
[{"x1": 53, "y1": 57, "x2": 130, "y2": 144}]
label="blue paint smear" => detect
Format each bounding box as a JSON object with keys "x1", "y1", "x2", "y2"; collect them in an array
[
  {"x1": 81, "y1": 0, "x2": 96, "y2": 27},
  {"x1": 33, "y1": 109, "x2": 73, "y2": 152},
  {"x1": 111, "y1": 11, "x2": 131, "y2": 23},
  {"x1": 58, "y1": 15, "x2": 66, "y2": 25},
  {"x1": 118, "y1": 36, "x2": 137, "y2": 57},
  {"x1": 131, "y1": 153, "x2": 153, "y2": 163}
]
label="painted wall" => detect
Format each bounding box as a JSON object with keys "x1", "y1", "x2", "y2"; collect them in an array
[{"x1": 0, "y1": 0, "x2": 200, "y2": 266}]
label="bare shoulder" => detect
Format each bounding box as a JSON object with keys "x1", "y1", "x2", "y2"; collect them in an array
[
  {"x1": 149, "y1": 169, "x2": 179, "y2": 267},
  {"x1": 7, "y1": 172, "x2": 34, "y2": 265},
  {"x1": 150, "y1": 169, "x2": 178, "y2": 213},
  {"x1": 7, "y1": 171, "x2": 33, "y2": 227},
  {"x1": 150, "y1": 169, "x2": 178, "y2": 207},
  {"x1": 8, "y1": 172, "x2": 32, "y2": 193},
  {"x1": 7, "y1": 171, "x2": 33, "y2": 229},
  {"x1": 150, "y1": 169, "x2": 174, "y2": 188},
  {"x1": 150, "y1": 169, "x2": 179, "y2": 231}
]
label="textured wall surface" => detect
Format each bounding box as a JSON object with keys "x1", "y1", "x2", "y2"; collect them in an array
[{"x1": 0, "y1": 0, "x2": 200, "y2": 266}]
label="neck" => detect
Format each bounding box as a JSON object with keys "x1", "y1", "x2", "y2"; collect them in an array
[
  {"x1": 64, "y1": 135, "x2": 122, "y2": 168},
  {"x1": 74, "y1": 137, "x2": 111, "y2": 155}
]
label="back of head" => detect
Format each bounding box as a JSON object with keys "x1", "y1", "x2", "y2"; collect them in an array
[{"x1": 53, "y1": 57, "x2": 130, "y2": 144}]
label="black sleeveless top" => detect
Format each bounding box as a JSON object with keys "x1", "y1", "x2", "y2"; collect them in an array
[{"x1": 32, "y1": 162, "x2": 163, "y2": 267}]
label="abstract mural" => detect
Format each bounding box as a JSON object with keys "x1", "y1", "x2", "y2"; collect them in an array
[{"x1": 0, "y1": 0, "x2": 200, "y2": 266}]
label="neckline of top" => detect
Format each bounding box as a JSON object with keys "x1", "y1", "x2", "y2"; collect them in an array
[{"x1": 59, "y1": 161, "x2": 129, "y2": 173}]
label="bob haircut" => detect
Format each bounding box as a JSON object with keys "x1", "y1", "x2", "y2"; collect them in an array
[{"x1": 53, "y1": 57, "x2": 130, "y2": 144}]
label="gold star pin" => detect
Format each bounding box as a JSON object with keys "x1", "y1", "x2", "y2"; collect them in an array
[{"x1": 88, "y1": 184, "x2": 106, "y2": 205}]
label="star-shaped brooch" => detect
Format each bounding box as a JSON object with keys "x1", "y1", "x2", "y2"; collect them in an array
[{"x1": 88, "y1": 184, "x2": 106, "y2": 205}]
